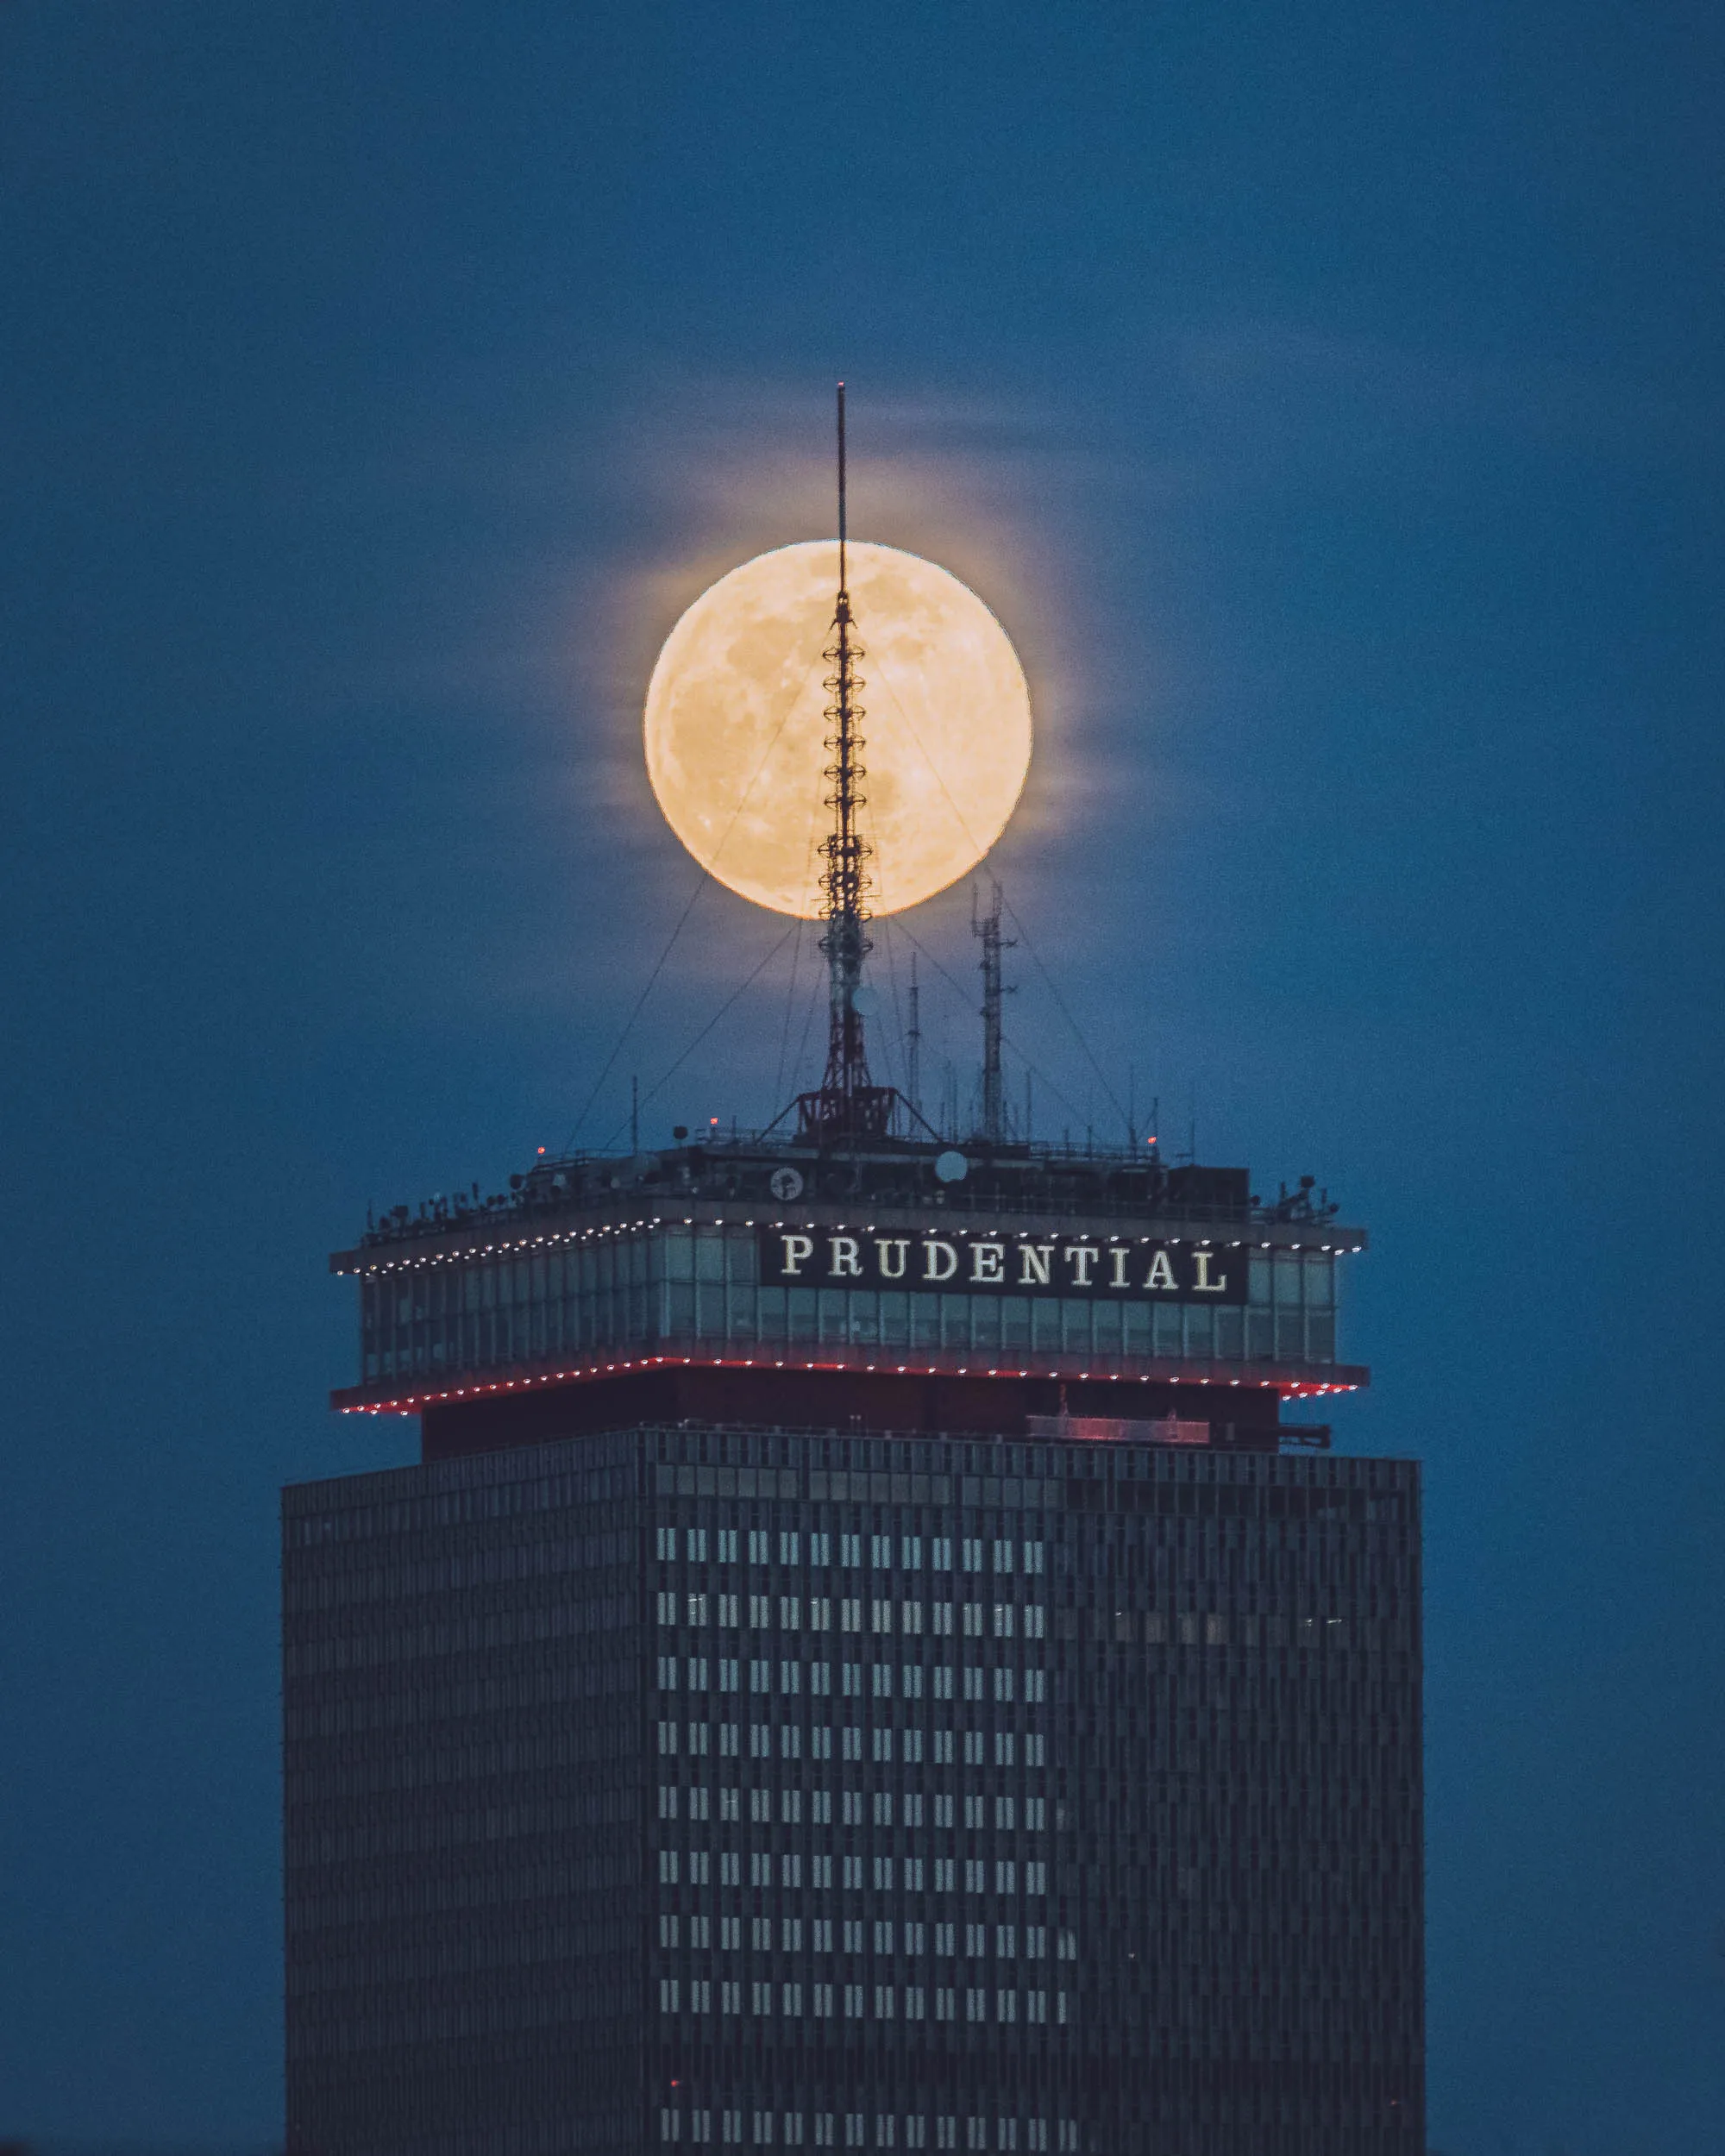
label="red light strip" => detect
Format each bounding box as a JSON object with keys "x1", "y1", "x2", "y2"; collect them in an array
[{"x1": 332, "y1": 1349, "x2": 1366, "y2": 1418}]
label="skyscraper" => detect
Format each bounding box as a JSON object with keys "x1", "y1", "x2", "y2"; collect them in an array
[
  {"x1": 283, "y1": 399, "x2": 1421, "y2": 2153},
  {"x1": 284, "y1": 1150, "x2": 1420, "y2": 2156}
]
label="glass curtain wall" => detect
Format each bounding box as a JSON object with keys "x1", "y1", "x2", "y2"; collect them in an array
[{"x1": 362, "y1": 1228, "x2": 1339, "y2": 1383}]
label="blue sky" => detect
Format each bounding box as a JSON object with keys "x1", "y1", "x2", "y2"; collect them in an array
[{"x1": 2, "y1": 5, "x2": 1722, "y2": 2148}]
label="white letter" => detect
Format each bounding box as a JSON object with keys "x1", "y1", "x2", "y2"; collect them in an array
[
  {"x1": 923, "y1": 1239, "x2": 958, "y2": 1283},
  {"x1": 876, "y1": 1238, "x2": 909, "y2": 1280},
  {"x1": 1063, "y1": 1244, "x2": 1100, "y2": 1288},
  {"x1": 830, "y1": 1236, "x2": 862, "y2": 1278},
  {"x1": 1108, "y1": 1246, "x2": 1131, "y2": 1289},
  {"x1": 970, "y1": 1241, "x2": 1005, "y2": 1284},
  {"x1": 781, "y1": 1234, "x2": 813, "y2": 1276},
  {"x1": 1144, "y1": 1249, "x2": 1177, "y2": 1291},
  {"x1": 1192, "y1": 1249, "x2": 1228, "y2": 1294},
  {"x1": 1019, "y1": 1243, "x2": 1055, "y2": 1287}
]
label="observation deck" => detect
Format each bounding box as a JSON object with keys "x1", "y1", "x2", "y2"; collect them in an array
[{"x1": 331, "y1": 1132, "x2": 1368, "y2": 1458}]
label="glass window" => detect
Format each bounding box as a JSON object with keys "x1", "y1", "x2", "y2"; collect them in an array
[
  {"x1": 1060, "y1": 1301, "x2": 1090, "y2": 1354},
  {"x1": 1274, "y1": 1252, "x2": 1302, "y2": 1307},
  {"x1": 1183, "y1": 1303, "x2": 1213, "y2": 1358},
  {"x1": 880, "y1": 1291, "x2": 909, "y2": 1345},
  {"x1": 1000, "y1": 1297, "x2": 1030, "y2": 1351},
  {"x1": 695, "y1": 1233, "x2": 726, "y2": 1283},
  {"x1": 912, "y1": 1294, "x2": 940, "y2": 1350},
  {"x1": 1248, "y1": 1254, "x2": 1272, "y2": 1305},
  {"x1": 1304, "y1": 1252, "x2": 1335, "y2": 1308}
]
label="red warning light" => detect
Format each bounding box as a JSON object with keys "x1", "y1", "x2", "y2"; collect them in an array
[{"x1": 536, "y1": 1147, "x2": 546, "y2": 1155}]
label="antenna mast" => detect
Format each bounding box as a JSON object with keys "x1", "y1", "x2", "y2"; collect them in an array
[
  {"x1": 797, "y1": 384, "x2": 895, "y2": 1144},
  {"x1": 906, "y1": 953, "x2": 922, "y2": 1121},
  {"x1": 973, "y1": 880, "x2": 1016, "y2": 1146}
]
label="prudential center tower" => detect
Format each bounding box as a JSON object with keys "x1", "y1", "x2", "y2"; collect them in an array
[{"x1": 281, "y1": 397, "x2": 1424, "y2": 2156}]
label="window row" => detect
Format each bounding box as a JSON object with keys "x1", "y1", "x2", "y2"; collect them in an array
[
  {"x1": 656, "y1": 1980, "x2": 1070, "y2": 2027},
  {"x1": 657, "y1": 1853, "x2": 1046, "y2": 1894},
  {"x1": 656, "y1": 1660, "x2": 1047, "y2": 1703},
  {"x1": 369, "y1": 1228, "x2": 1331, "y2": 1309},
  {"x1": 658, "y1": 1788, "x2": 1047, "y2": 1829},
  {"x1": 656, "y1": 1596, "x2": 1047, "y2": 1639},
  {"x1": 656, "y1": 1532, "x2": 1045, "y2": 1574},
  {"x1": 365, "y1": 1283, "x2": 1337, "y2": 1381},
  {"x1": 658, "y1": 1916, "x2": 1077, "y2": 1959},
  {"x1": 660, "y1": 2109, "x2": 1081, "y2": 2150},
  {"x1": 1072, "y1": 1611, "x2": 1363, "y2": 1646},
  {"x1": 652, "y1": 1462, "x2": 1058, "y2": 1511},
  {"x1": 657, "y1": 1725, "x2": 1045, "y2": 1765}
]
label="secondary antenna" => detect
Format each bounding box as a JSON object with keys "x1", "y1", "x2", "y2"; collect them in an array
[
  {"x1": 906, "y1": 952, "x2": 922, "y2": 1122},
  {"x1": 973, "y1": 880, "x2": 1017, "y2": 1146}
]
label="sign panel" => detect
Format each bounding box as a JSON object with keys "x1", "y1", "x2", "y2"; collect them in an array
[{"x1": 756, "y1": 1228, "x2": 1246, "y2": 1303}]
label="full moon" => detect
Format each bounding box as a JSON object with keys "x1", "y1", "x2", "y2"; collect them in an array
[{"x1": 643, "y1": 541, "x2": 1032, "y2": 917}]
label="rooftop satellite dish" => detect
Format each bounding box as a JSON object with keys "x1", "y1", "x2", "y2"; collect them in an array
[{"x1": 934, "y1": 1150, "x2": 969, "y2": 1184}]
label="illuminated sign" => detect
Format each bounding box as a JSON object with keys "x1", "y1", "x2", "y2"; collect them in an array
[{"x1": 756, "y1": 1230, "x2": 1246, "y2": 1302}]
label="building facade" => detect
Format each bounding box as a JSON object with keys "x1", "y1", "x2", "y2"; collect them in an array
[{"x1": 284, "y1": 1138, "x2": 1421, "y2": 2156}]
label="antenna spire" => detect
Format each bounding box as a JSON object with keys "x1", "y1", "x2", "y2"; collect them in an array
[{"x1": 798, "y1": 383, "x2": 894, "y2": 1144}]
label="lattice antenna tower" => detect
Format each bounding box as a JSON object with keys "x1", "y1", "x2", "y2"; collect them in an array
[
  {"x1": 816, "y1": 383, "x2": 875, "y2": 1106},
  {"x1": 973, "y1": 879, "x2": 1016, "y2": 1145},
  {"x1": 790, "y1": 388, "x2": 904, "y2": 1144}
]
